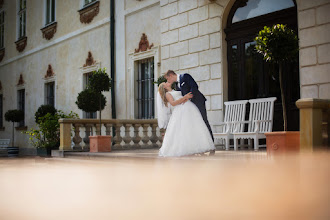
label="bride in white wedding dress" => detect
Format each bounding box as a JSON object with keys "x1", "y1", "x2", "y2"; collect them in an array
[{"x1": 157, "y1": 82, "x2": 215, "y2": 157}]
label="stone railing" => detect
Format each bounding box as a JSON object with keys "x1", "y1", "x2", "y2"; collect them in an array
[{"x1": 59, "y1": 119, "x2": 164, "y2": 151}]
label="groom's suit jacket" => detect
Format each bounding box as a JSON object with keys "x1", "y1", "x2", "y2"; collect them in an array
[
  {"x1": 175, "y1": 73, "x2": 214, "y2": 141},
  {"x1": 175, "y1": 73, "x2": 206, "y2": 104}
]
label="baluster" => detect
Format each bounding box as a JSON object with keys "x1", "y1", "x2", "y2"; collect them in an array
[
  {"x1": 113, "y1": 123, "x2": 122, "y2": 149},
  {"x1": 83, "y1": 124, "x2": 92, "y2": 152},
  {"x1": 122, "y1": 124, "x2": 132, "y2": 148},
  {"x1": 105, "y1": 123, "x2": 112, "y2": 136},
  {"x1": 72, "y1": 124, "x2": 83, "y2": 151},
  {"x1": 141, "y1": 124, "x2": 150, "y2": 148},
  {"x1": 150, "y1": 124, "x2": 158, "y2": 148},
  {"x1": 159, "y1": 128, "x2": 165, "y2": 143},
  {"x1": 95, "y1": 123, "x2": 101, "y2": 136},
  {"x1": 132, "y1": 124, "x2": 141, "y2": 148}
]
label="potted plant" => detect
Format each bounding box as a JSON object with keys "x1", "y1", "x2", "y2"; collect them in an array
[
  {"x1": 4, "y1": 109, "x2": 24, "y2": 157},
  {"x1": 76, "y1": 68, "x2": 112, "y2": 152},
  {"x1": 255, "y1": 24, "x2": 300, "y2": 153},
  {"x1": 24, "y1": 107, "x2": 78, "y2": 157}
]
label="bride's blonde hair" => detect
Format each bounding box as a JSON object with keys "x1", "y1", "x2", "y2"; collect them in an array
[{"x1": 158, "y1": 82, "x2": 169, "y2": 107}]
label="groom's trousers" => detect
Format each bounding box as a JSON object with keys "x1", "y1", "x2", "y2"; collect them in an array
[{"x1": 193, "y1": 100, "x2": 214, "y2": 142}]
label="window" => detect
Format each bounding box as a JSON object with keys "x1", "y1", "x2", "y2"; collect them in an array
[
  {"x1": 83, "y1": 72, "x2": 96, "y2": 119},
  {"x1": 0, "y1": 95, "x2": 3, "y2": 128},
  {"x1": 18, "y1": 0, "x2": 26, "y2": 39},
  {"x1": 0, "y1": 10, "x2": 4, "y2": 48},
  {"x1": 45, "y1": 0, "x2": 55, "y2": 25},
  {"x1": 17, "y1": 89, "x2": 25, "y2": 127},
  {"x1": 84, "y1": 0, "x2": 96, "y2": 7},
  {"x1": 45, "y1": 82, "x2": 55, "y2": 106},
  {"x1": 232, "y1": 0, "x2": 295, "y2": 23},
  {"x1": 136, "y1": 58, "x2": 154, "y2": 119}
]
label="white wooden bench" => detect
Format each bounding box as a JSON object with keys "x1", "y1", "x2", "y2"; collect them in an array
[
  {"x1": 0, "y1": 139, "x2": 10, "y2": 156},
  {"x1": 213, "y1": 100, "x2": 248, "y2": 150},
  {"x1": 233, "y1": 97, "x2": 277, "y2": 151}
]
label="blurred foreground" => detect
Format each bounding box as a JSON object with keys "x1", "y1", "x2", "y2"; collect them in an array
[{"x1": 0, "y1": 151, "x2": 329, "y2": 220}]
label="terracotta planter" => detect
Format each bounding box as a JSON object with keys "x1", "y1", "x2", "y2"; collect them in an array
[
  {"x1": 265, "y1": 131, "x2": 300, "y2": 154},
  {"x1": 89, "y1": 135, "x2": 112, "y2": 152}
]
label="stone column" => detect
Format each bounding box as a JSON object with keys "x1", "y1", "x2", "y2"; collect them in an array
[
  {"x1": 60, "y1": 121, "x2": 72, "y2": 151},
  {"x1": 296, "y1": 98, "x2": 330, "y2": 151}
]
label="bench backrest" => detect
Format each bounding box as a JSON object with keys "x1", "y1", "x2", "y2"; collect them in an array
[
  {"x1": 247, "y1": 97, "x2": 277, "y2": 133},
  {"x1": 0, "y1": 139, "x2": 10, "y2": 148},
  {"x1": 224, "y1": 100, "x2": 248, "y2": 133}
]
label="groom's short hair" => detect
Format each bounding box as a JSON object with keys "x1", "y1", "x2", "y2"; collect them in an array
[{"x1": 165, "y1": 70, "x2": 176, "y2": 77}]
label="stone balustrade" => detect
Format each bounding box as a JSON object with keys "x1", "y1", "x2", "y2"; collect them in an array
[{"x1": 59, "y1": 119, "x2": 164, "y2": 151}]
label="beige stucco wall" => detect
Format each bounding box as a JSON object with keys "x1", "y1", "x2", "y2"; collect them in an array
[
  {"x1": 2, "y1": 0, "x2": 110, "y2": 62},
  {"x1": 0, "y1": 0, "x2": 111, "y2": 154},
  {"x1": 115, "y1": 0, "x2": 161, "y2": 119},
  {"x1": 297, "y1": 0, "x2": 330, "y2": 99}
]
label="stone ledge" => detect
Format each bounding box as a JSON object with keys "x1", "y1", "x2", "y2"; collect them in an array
[
  {"x1": 78, "y1": 1, "x2": 100, "y2": 24},
  {"x1": 40, "y1": 22, "x2": 57, "y2": 40},
  {"x1": 296, "y1": 98, "x2": 330, "y2": 109}
]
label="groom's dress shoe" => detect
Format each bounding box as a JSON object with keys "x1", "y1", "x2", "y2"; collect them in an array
[{"x1": 209, "y1": 150, "x2": 215, "y2": 156}]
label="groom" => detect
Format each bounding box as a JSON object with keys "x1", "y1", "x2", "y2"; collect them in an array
[{"x1": 165, "y1": 70, "x2": 215, "y2": 153}]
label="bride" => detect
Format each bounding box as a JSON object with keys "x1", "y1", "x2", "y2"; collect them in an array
[{"x1": 157, "y1": 82, "x2": 215, "y2": 157}]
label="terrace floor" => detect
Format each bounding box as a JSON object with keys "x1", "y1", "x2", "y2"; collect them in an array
[{"x1": 0, "y1": 149, "x2": 329, "y2": 220}]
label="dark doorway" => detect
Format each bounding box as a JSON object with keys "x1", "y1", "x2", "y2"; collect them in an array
[{"x1": 225, "y1": 0, "x2": 300, "y2": 131}]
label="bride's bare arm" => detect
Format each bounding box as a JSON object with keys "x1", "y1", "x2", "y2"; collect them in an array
[{"x1": 166, "y1": 92, "x2": 192, "y2": 106}]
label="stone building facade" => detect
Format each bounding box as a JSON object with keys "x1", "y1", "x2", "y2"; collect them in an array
[{"x1": 0, "y1": 0, "x2": 329, "y2": 154}]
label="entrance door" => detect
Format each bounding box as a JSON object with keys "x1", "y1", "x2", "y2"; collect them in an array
[{"x1": 225, "y1": 0, "x2": 300, "y2": 131}]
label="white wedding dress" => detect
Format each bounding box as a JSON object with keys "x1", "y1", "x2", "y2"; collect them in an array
[{"x1": 159, "y1": 91, "x2": 215, "y2": 157}]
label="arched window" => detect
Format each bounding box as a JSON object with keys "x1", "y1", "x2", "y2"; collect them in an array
[{"x1": 225, "y1": 0, "x2": 299, "y2": 131}]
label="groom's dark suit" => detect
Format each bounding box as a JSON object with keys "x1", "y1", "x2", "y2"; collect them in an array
[{"x1": 175, "y1": 73, "x2": 214, "y2": 141}]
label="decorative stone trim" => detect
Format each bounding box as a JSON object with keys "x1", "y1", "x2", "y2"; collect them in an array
[
  {"x1": 40, "y1": 22, "x2": 57, "y2": 40},
  {"x1": 78, "y1": 1, "x2": 100, "y2": 24},
  {"x1": 15, "y1": 37, "x2": 27, "y2": 52},
  {"x1": 135, "y1": 33, "x2": 154, "y2": 53},
  {"x1": 45, "y1": 64, "x2": 55, "y2": 78},
  {"x1": 0, "y1": 48, "x2": 4, "y2": 62},
  {"x1": 83, "y1": 51, "x2": 96, "y2": 67},
  {"x1": 0, "y1": 0, "x2": 3, "y2": 8},
  {"x1": 17, "y1": 74, "x2": 24, "y2": 86}
]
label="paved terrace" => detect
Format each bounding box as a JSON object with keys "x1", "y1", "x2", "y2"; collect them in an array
[{"x1": 0, "y1": 150, "x2": 329, "y2": 220}]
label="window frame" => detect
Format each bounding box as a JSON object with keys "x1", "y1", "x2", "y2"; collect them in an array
[
  {"x1": 44, "y1": 0, "x2": 56, "y2": 26},
  {"x1": 0, "y1": 94, "x2": 3, "y2": 128},
  {"x1": 45, "y1": 81, "x2": 55, "y2": 107},
  {"x1": 81, "y1": 0, "x2": 97, "y2": 8},
  {"x1": 17, "y1": 0, "x2": 26, "y2": 40},
  {"x1": 136, "y1": 58, "x2": 155, "y2": 119},
  {"x1": 17, "y1": 88, "x2": 25, "y2": 127},
  {"x1": 0, "y1": 9, "x2": 4, "y2": 49},
  {"x1": 82, "y1": 72, "x2": 97, "y2": 119}
]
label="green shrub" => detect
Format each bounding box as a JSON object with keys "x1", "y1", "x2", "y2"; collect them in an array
[
  {"x1": 24, "y1": 111, "x2": 79, "y2": 149},
  {"x1": 35, "y1": 105, "x2": 57, "y2": 124}
]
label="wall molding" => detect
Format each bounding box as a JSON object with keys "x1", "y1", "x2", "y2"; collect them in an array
[{"x1": 0, "y1": 17, "x2": 110, "y2": 67}]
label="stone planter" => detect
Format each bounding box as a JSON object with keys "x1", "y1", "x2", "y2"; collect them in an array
[
  {"x1": 265, "y1": 131, "x2": 300, "y2": 154},
  {"x1": 89, "y1": 136, "x2": 112, "y2": 152},
  {"x1": 37, "y1": 148, "x2": 52, "y2": 157},
  {"x1": 7, "y1": 146, "x2": 19, "y2": 157}
]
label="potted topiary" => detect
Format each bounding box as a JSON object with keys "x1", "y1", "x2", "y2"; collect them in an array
[
  {"x1": 255, "y1": 24, "x2": 300, "y2": 154},
  {"x1": 76, "y1": 68, "x2": 112, "y2": 152},
  {"x1": 4, "y1": 109, "x2": 24, "y2": 157}
]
